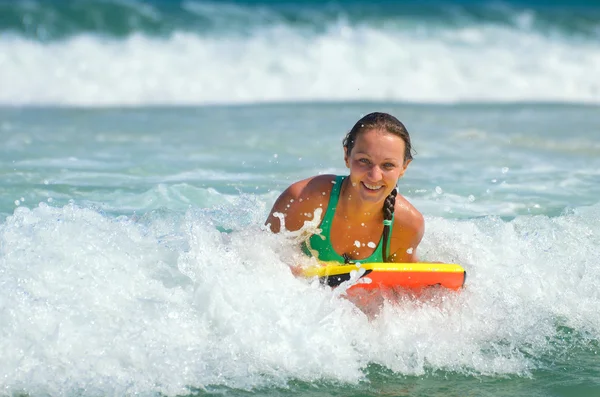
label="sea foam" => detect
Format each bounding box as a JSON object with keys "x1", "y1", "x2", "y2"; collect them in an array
[{"x1": 1, "y1": 18, "x2": 599, "y2": 106}]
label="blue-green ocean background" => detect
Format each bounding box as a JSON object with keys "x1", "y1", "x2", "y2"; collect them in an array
[{"x1": 1, "y1": 0, "x2": 600, "y2": 396}]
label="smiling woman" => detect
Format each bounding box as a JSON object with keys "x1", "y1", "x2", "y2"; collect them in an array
[{"x1": 265, "y1": 112, "x2": 424, "y2": 264}]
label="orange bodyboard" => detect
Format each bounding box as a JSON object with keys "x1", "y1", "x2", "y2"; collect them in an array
[{"x1": 301, "y1": 262, "x2": 466, "y2": 291}]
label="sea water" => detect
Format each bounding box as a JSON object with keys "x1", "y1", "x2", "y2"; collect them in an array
[{"x1": 1, "y1": 1, "x2": 600, "y2": 396}]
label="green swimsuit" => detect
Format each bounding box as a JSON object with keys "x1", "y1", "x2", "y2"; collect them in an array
[{"x1": 301, "y1": 175, "x2": 394, "y2": 263}]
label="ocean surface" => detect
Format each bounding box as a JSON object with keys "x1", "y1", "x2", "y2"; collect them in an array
[{"x1": 1, "y1": 0, "x2": 600, "y2": 396}]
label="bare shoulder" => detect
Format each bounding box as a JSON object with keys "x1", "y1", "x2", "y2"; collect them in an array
[
  {"x1": 282, "y1": 174, "x2": 338, "y2": 200},
  {"x1": 265, "y1": 174, "x2": 338, "y2": 232},
  {"x1": 393, "y1": 194, "x2": 424, "y2": 233}
]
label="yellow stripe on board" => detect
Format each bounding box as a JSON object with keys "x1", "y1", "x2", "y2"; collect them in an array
[{"x1": 302, "y1": 262, "x2": 465, "y2": 278}]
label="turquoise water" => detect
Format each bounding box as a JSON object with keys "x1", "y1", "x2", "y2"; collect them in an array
[
  {"x1": 1, "y1": 1, "x2": 600, "y2": 396},
  {"x1": 2, "y1": 103, "x2": 600, "y2": 396}
]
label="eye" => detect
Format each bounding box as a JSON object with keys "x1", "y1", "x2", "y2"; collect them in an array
[
  {"x1": 358, "y1": 158, "x2": 371, "y2": 165},
  {"x1": 383, "y1": 163, "x2": 396, "y2": 169}
]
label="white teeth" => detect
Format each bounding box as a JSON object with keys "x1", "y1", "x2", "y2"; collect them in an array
[{"x1": 363, "y1": 183, "x2": 382, "y2": 190}]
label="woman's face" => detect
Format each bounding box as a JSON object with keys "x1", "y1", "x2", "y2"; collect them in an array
[{"x1": 344, "y1": 128, "x2": 410, "y2": 204}]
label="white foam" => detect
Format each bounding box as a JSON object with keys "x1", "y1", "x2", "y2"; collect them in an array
[
  {"x1": 1, "y1": 201, "x2": 599, "y2": 395},
  {"x1": 1, "y1": 20, "x2": 599, "y2": 106}
]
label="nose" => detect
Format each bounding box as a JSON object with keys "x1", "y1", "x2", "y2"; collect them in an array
[{"x1": 367, "y1": 165, "x2": 383, "y2": 181}]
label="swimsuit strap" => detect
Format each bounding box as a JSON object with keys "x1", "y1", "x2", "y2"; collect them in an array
[{"x1": 302, "y1": 175, "x2": 394, "y2": 263}]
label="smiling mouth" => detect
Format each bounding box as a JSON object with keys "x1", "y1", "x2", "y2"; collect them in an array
[{"x1": 362, "y1": 182, "x2": 384, "y2": 191}]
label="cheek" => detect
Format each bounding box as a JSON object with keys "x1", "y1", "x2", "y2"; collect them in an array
[
  {"x1": 394, "y1": 162, "x2": 409, "y2": 177},
  {"x1": 386, "y1": 168, "x2": 404, "y2": 183},
  {"x1": 386, "y1": 172, "x2": 400, "y2": 184},
  {"x1": 398, "y1": 165, "x2": 409, "y2": 177}
]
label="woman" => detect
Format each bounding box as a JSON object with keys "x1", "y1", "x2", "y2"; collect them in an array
[{"x1": 265, "y1": 112, "x2": 424, "y2": 264}]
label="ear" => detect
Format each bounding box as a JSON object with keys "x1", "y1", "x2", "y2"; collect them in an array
[
  {"x1": 344, "y1": 147, "x2": 350, "y2": 168},
  {"x1": 397, "y1": 159, "x2": 411, "y2": 179}
]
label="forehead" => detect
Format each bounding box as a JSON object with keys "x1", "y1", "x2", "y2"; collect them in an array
[{"x1": 352, "y1": 129, "x2": 406, "y2": 158}]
